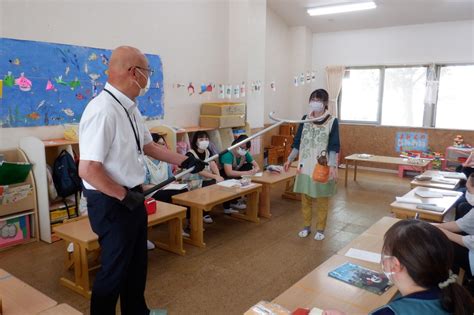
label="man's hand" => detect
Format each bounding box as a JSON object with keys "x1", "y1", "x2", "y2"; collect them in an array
[
  {"x1": 283, "y1": 161, "x2": 291, "y2": 172},
  {"x1": 180, "y1": 155, "x2": 208, "y2": 173},
  {"x1": 121, "y1": 189, "x2": 144, "y2": 211}
]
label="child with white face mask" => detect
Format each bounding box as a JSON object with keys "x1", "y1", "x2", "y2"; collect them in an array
[
  {"x1": 219, "y1": 134, "x2": 261, "y2": 214},
  {"x1": 283, "y1": 89, "x2": 340, "y2": 241},
  {"x1": 186, "y1": 131, "x2": 224, "y2": 224},
  {"x1": 324, "y1": 220, "x2": 474, "y2": 315},
  {"x1": 436, "y1": 173, "x2": 474, "y2": 282}
]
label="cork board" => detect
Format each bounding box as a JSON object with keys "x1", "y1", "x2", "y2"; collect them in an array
[{"x1": 340, "y1": 124, "x2": 474, "y2": 170}]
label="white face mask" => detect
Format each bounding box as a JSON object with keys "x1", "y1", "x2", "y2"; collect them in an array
[
  {"x1": 135, "y1": 69, "x2": 151, "y2": 97},
  {"x1": 309, "y1": 101, "x2": 324, "y2": 113},
  {"x1": 198, "y1": 140, "x2": 209, "y2": 150},
  {"x1": 466, "y1": 191, "x2": 474, "y2": 206},
  {"x1": 381, "y1": 255, "x2": 395, "y2": 283},
  {"x1": 237, "y1": 147, "x2": 247, "y2": 156}
]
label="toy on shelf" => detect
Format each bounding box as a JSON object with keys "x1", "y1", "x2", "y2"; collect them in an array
[{"x1": 453, "y1": 135, "x2": 472, "y2": 148}]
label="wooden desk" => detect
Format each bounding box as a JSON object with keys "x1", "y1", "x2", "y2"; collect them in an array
[
  {"x1": 172, "y1": 183, "x2": 261, "y2": 248},
  {"x1": 0, "y1": 268, "x2": 57, "y2": 315},
  {"x1": 360, "y1": 217, "x2": 400, "y2": 237},
  {"x1": 344, "y1": 154, "x2": 431, "y2": 187},
  {"x1": 273, "y1": 254, "x2": 398, "y2": 314},
  {"x1": 53, "y1": 201, "x2": 186, "y2": 298},
  {"x1": 250, "y1": 168, "x2": 297, "y2": 218},
  {"x1": 38, "y1": 303, "x2": 83, "y2": 315},
  {"x1": 410, "y1": 170, "x2": 460, "y2": 190},
  {"x1": 390, "y1": 187, "x2": 462, "y2": 222}
]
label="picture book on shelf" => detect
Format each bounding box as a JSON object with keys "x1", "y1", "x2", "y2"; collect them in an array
[{"x1": 328, "y1": 262, "x2": 393, "y2": 295}]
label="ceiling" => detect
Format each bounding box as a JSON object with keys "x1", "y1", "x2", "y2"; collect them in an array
[{"x1": 267, "y1": 0, "x2": 474, "y2": 33}]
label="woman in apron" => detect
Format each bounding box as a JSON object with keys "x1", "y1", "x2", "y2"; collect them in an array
[{"x1": 284, "y1": 89, "x2": 340, "y2": 241}]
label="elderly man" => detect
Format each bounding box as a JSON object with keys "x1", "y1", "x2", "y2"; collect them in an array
[{"x1": 79, "y1": 46, "x2": 205, "y2": 315}]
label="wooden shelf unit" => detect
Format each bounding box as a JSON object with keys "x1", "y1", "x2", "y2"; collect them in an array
[
  {"x1": 20, "y1": 137, "x2": 79, "y2": 243},
  {"x1": 0, "y1": 148, "x2": 39, "y2": 250}
]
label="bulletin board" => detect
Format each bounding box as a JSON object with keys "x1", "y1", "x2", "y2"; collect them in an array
[
  {"x1": 0, "y1": 38, "x2": 164, "y2": 128},
  {"x1": 395, "y1": 131, "x2": 428, "y2": 152}
]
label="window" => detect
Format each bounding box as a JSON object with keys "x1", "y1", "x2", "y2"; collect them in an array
[
  {"x1": 436, "y1": 65, "x2": 474, "y2": 130},
  {"x1": 339, "y1": 68, "x2": 380, "y2": 122},
  {"x1": 381, "y1": 67, "x2": 427, "y2": 127},
  {"x1": 338, "y1": 64, "x2": 473, "y2": 130}
]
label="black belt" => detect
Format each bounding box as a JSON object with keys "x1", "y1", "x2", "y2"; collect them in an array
[{"x1": 130, "y1": 185, "x2": 143, "y2": 193}]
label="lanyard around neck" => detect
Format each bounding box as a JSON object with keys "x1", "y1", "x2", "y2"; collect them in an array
[{"x1": 103, "y1": 89, "x2": 141, "y2": 154}]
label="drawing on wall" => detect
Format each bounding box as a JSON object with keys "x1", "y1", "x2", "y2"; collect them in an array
[
  {"x1": 0, "y1": 38, "x2": 164, "y2": 128},
  {"x1": 395, "y1": 132, "x2": 428, "y2": 152}
]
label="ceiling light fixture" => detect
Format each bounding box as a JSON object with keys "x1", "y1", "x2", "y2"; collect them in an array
[{"x1": 307, "y1": 1, "x2": 376, "y2": 16}]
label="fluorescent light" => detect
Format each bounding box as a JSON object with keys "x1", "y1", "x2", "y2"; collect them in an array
[{"x1": 307, "y1": 1, "x2": 376, "y2": 16}]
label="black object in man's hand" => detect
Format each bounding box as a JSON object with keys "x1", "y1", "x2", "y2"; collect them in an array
[
  {"x1": 121, "y1": 189, "x2": 144, "y2": 211},
  {"x1": 180, "y1": 155, "x2": 208, "y2": 173}
]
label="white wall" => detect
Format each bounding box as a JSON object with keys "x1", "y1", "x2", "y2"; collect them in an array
[
  {"x1": 0, "y1": 0, "x2": 229, "y2": 149},
  {"x1": 264, "y1": 8, "x2": 290, "y2": 124},
  {"x1": 312, "y1": 20, "x2": 474, "y2": 89}
]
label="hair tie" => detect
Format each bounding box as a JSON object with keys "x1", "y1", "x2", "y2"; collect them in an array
[{"x1": 438, "y1": 270, "x2": 458, "y2": 289}]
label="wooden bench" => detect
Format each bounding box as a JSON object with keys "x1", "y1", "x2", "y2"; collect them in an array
[
  {"x1": 172, "y1": 183, "x2": 261, "y2": 248},
  {"x1": 0, "y1": 268, "x2": 57, "y2": 315},
  {"x1": 250, "y1": 168, "x2": 297, "y2": 218},
  {"x1": 53, "y1": 201, "x2": 186, "y2": 298}
]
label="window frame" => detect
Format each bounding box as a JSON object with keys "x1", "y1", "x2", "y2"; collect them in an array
[{"x1": 337, "y1": 63, "x2": 474, "y2": 130}]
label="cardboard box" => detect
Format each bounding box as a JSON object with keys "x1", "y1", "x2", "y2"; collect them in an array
[
  {"x1": 201, "y1": 102, "x2": 245, "y2": 116},
  {"x1": 200, "y1": 114, "x2": 245, "y2": 128}
]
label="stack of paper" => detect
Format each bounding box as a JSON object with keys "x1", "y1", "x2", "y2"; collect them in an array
[
  {"x1": 395, "y1": 196, "x2": 422, "y2": 204},
  {"x1": 217, "y1": 179, "x2": 242, "y2": 188},
  {"x1": 415, "y1": 190, "x2": 443, "y2": 198},
  {"x1": 440, "y1": 172, "x2": 467, "y2": 180},
  {"x1": 345, "y1": 248, "x2": 381, "y2": 264},
  {"x1": 163, "y1": 183, "x2": 188, "y2": 191}
]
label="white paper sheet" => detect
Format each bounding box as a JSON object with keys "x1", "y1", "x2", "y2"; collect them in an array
[
  {"x1": 345, "y1": 248, "x2": 381, "y2": 264},
  {"x1": 253, "y1": 172, "x2": 263, "y2": 177},
  {"x1": 395, "y1": 196, "x2": 422, "y2": 204},
  {"x1": 163, "y1": 183, "x2": 188, "y2": 191},
  {"x1": 217, "y1": 179, "x2": 241, "y2": 188},
  {"x1": 415, "y1": 190, "x2": 443, "y2": 198},
  {"x1": 440, "y1": 171, "x2": 467, "y2": 180}
]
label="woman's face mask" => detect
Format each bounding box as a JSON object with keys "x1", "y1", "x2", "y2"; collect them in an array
[
  {"x1": 381, "y1": 254, "x2": 395, "y2": 283},
  {"x1": 198, "y1": 140, "x2": 209, "y2": 150},
  {"x1": 237, "y1": 147, "x2": 247, "y2": 156},
  {"x1": 466, "y1": 190, "x2": 474, "y2": 206},
  {"x1": 309, "y1": 100, "x2": 324, "y2": 113}
]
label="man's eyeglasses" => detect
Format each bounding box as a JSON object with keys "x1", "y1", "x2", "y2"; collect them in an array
[{"x1": 129, "y1": 66, "x2": 154, "y2": 77}]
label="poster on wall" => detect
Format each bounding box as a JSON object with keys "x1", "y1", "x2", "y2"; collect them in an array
[
  {"x1": 395, "y1": 132, "x2": 428, "y2": 152},
  {"x1": 0, "y1": 38, "x2": 164, "y2": 128}
]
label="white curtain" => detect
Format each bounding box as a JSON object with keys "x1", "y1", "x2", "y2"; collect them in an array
[
  {"x1": 423, "y1": 64, "x2": 438, "y2": 127},
  {"x1": 325, "y1": 65, "x2": 346, "y2": 117}
]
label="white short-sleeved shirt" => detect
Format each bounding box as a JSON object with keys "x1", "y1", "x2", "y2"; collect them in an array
[{"x1": 79, "y1": 82, "x2": 152, "y2": 190}]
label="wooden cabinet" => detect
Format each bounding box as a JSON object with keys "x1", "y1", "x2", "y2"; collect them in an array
[
  {"x1": 0, "y1": 149, "x2": 39, "y2": 249},
  {"x1": 19, "y1": 137, "x2": 79, "y2": 243}
]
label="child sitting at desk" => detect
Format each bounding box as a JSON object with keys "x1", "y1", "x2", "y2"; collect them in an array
[
  {"x1": 219, "y1": 134, "x2": 260, "y2": 214},
  {"x1": 436, "y1": 173, "x2": 474, "y2": 285},
  {"x1": 324, "y1": 220, "x2": 474, "y2": 315},
  {"x1": 185, "y1": 131, "x2": 224, "y2": 224},
  {"x1": 144, "y1": 134, "x2": 189, "y2": 248}
]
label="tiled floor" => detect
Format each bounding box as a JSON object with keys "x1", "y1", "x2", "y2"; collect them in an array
[{"x1": 0, "y1": 169, "x2": 412, "y2": 314}]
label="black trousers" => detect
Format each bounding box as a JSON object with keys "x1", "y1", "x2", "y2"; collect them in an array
[
  {"x1": 220, "y1": 163, "x2": 253, "y2": 209},
  {"x1": 451, "y1": 240, "x2": 473, "y2": 279},
  {"x1": 84, "y1": 187, "x2": 149, "y2": 315}
]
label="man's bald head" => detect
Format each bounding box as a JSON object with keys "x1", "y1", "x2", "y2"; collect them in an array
[{"x1": 107, "y1": 46, "x2": 149, "y2": 99}]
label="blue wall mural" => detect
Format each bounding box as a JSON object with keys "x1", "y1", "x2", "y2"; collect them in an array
[{"x1": 0, "y1": 38, "x2": 164, "y2": 128}]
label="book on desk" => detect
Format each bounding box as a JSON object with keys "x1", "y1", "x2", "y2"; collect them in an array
[{"x1": 328, "y1": 262, "x2": 393, "y2": 295}]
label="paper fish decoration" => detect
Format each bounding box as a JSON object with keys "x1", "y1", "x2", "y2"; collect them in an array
[
  {"x1": 218, "y1": 84, "x2": 225, "y2": 99},
  {"x1": 187, "y1": 83, "x2": 195, "y2": 95},
  {"x1": 76, "y1": 93, "x2": 85, "y2": 100},
  {"x1": 62, "y1": 108, "x2": 75, "y2": 117},
  {"x1": 306, "y1": 72, "x2": 311, "y2": 83},
  {"x1": 233, "y1": 85, "x2": 240, "y2": 98},
  {"x1": 15, "y1": 73, "x2": 32, "y2": 92},
  {"x1": 240, "y1": 82, "x2": 246, "y2": 97},
  {"x1": 270, "y1": 81, "x2": 276, "y2": 92},
  {"x1": 88, "y1": 73, "x2": 100, "y2": 81},
  {"x1": 225, "y1": 85, "x2": 232, "y2": 99},
  {"x1": 311, "y1": 71, "x2": 316, "y2": 81},
  {"x1": 199, "y1": 83, "x2": 207, "y2": 94},
  {"x1": 100, "y1": 54, "x2": 109, "y2": 65},
  {"x1": 46, "y1": 80, "x2": 54, "y2": 91},
  {"x1": 36, "y1": 100, "x2": 46, "y2": 110},
  {"x1": 293, "y1": 76, "x2": 298, "y2": 87},
  {"x1": 299, "y1": 73, "x2": 305, "y2": 85},
  {"x1": 9, "y1": 58, "x2": 20, "y2": 65},
  {"x1": 4, "y1": 72, "x2": 14, "y2": 87},
  {"x1": 69, "y1": 78, "x2": 81, "y2": 90},
  {"x1": 55, "y1": 76, "x2": 68, "y2": 86},
  {"x1": 206, "y1": 84, "x2": 213, "y2": 92},
  {"x1": 27, "y1": 112, "x2": 40, "y2": 120},
  {"x1": 88, "y1": 53, "x2": 98, "y2": 61}
]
